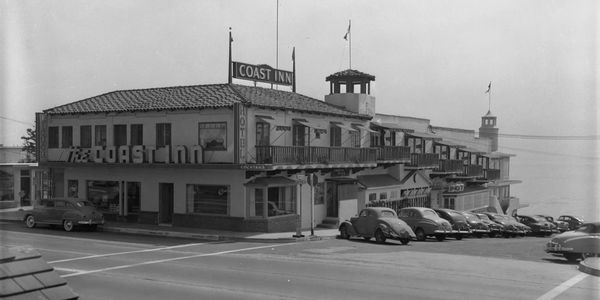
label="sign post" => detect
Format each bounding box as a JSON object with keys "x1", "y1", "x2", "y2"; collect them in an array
[{"x1": 294, "y1": 175, "x2": 307, "y2": 238}]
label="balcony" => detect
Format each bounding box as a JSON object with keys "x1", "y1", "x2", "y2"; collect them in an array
[
  {"x1": 463, "y1": 165, "x2": 484, "y2": 177},
  {"x1": 255, "y1": 146, "x2": 378, "y2": 165},
  {"x1": 407, "y1": 153, "x2": 440, "y2": 168},
  {"x1": 436, "y1": 159, "x2": 464, "y2": 173},
  {"x1": 485, "y1": 169, "x2": 501, "y2": 180},
  {"x1": 377, "y1": 146, "x2": 411, "y2": 162}
]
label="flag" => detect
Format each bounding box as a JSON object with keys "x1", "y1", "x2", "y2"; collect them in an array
[
  {"x1": 485, "y1": 81, "x2": 491, "y2": 94},
  {"x1": 292, "y1": 47, "x2": 295, "y2": 61},
  {"x1": 343, "y1": 21, "x2": 351, "y2": 40}
]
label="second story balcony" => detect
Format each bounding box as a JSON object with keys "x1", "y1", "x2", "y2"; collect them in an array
[
  {"x1": 377, "y1": 146, "x2": 411, "y2": 162},
  {"x1": 407, "y1": 153, "x2": 440, "y2": 169},
  {"x1": 436, "y1": 159, "x2": 464, "y2": 173},
  {"x1": 485, "y1": 169, "x2": 501, "y2": 180},
  {"x1": 463, "y1": 165, "x2": 484, "y2": 177},
  {"x1": 255, "y1": 146, "x2": 378, "y2": 165}
]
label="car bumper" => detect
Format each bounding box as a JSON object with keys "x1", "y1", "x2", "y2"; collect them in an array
[
  {"x1": 545, "y1": 242, "x2": 574, "y2": 254},
  {"x1": 77, "y1": 219, "x2": 104, "y2": 225}
]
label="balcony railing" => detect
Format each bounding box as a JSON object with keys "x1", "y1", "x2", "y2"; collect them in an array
[
  {"x1": 255, "y1": 146, "x2": 378, "y2": 165},
  {"x1": 464, "y1": 165, "x2": 484, "y2": 177},
  {"x1": 377, "y1": 146, "x2": 411, "y2": 162},
  {"x1": 407, "y1": 153, "x2": 440, "y2": 168},
  {"x1": 485, "y1": 169, "x2": 501, "y2": 180},
  {"x1": 436, "y1": 159, "x2": 464, "y2": 173}
]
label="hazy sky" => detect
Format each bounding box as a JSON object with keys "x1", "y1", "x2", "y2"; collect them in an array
[{"x1": 1, "y1": 0, "x2": 597, "y2": 146}]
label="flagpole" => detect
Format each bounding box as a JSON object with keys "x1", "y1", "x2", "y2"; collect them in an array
[
  {"x1": 228, "y1": 27, "x2": 232, "y2": 84},
  {"x1": 349, "y1": 19, "x2": 352, "y2": 69},
  {"x1": 292, "y1": 47, "x2": 296, "y2": 92},
  {"x1": 275, "y1": 0, "x2": 279, "y2": 90}
]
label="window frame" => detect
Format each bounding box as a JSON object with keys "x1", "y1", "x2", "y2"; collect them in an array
[
  {"x1": 198, "y1": 122, "x2": 227, "y2": 151},
  {"x1": 48, "y1": 126, "x2": 59, "y2": 149}
]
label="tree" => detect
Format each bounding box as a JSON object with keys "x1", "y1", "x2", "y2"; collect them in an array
[{"x1": 20, "y1": 127, "x2": 36, "y2": 162}]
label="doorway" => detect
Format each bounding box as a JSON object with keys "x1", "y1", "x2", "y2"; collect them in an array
[
  {"x1": 326, "y1": 182, "x2": 339, "y2": 217},
  {"x1": 159, "y1": 183, "x2": 174, "y2": 224}
]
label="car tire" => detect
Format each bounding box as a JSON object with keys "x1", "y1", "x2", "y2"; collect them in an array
[
  {"x1": 564, "y1": 253, "x2": 581, "y2": 262},
  {"x1": 63, "y1": 220, "x2": 74, "y2": 232},
  {"x1": 374, "y1": 229, "x2": 386, "y2": 244},
  {"x1": 339, "y1": 226, "x2": 350, "y2": 239},
  {"x1": 400, "y1": 238, "x2": 410, "y2": 245},
  {"x1": 474, "y1": 232, "x2": 482, "y2": 238},
  {"x1": 88, "y1": 224, "x2": 98, "y2": 232},
  {"x1": 25, "y1": 215, "x2": 36, "y2": 228},
  {"x1": 455, "y1": 235, "x2": 463, "y2": 241},
  {"x1": 415, "y1": 228, "x2": 426, "y2": 241},
  {"x1": 488, "y1": 232, "x2": 496, "y2": 238},
  {"x1": 435, "y1": 234, "x2": 445, "y2": 241}
]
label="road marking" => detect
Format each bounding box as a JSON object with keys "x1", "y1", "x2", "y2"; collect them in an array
[
  {"x1": 61, "y1": 243, "x2": 297, "y2": 278},
  {"x1": 536, "y1": 273, "x2": 588, "y2": 300},
  {"x1": 48, "y1": 242, "x2": 207, "y2": 263},
  {"x1": 7, "y1": 231, "x2": 169, "y2": 248}
]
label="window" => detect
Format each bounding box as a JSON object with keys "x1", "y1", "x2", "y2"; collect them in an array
[
  {"x1": 330, "y1": 126, "x2": 341, "y2": 147},
  {"x1": 198, "y1": 122, "x2": 226, "y2": 150},
  {"x1": 131, "y1": 124, "x2": 143, "y2": 145},
  {"x1": 443, "y1": 197, "x2": 455, "y2": 209},
  {"x1": 349, "y1": 131, "x2": 360, "y2": 147},
  {"x1": 292, "y1": 124, "x2": 308, "y2": 146},
  {"x1": 95, "y1": 125, "x2": 107, "y2": 147},
  {"x1": 390, "y1": 190, "x2": 399, "y2": 200},
  {"x1": 267, "y1": 186, "x2": 296, "y2": 217},
  {"x1": 368, "y1": 193, "x2": 377, "y2": 201},
  {"x1": 253, "y1": 189, "x2": 264, "y2": 217},
  {"x1": 370, "y1": 132, "x2": 381, "y2": 147},
  {"x1": 156, "y1": 123, "x2": 171, "y2": 147},
  {"x1": 114, "y1": 125, "x2": 127, "y2": 146},
  {"x1": 314, "y1": 182, "x2": 325, "y2": 205},
  {"x1": 80, "y1": 125, "x2": 92, "y2": 148},
  {"x1": 186, "y1": 185, "x2": 229, "y2": 215},
  {"x1": 87, "y1": 180, "x2": 119, "y2": 213},
  {"x1": 61, "y1": 126, "x2": 73, "y2": 148},
  {"x1": 127, "y1": 182, "x2": 141, "y2": 214},
  {"x1": 256, "y1": 122, "x2": 270, "y2": 146},
  {"x1": 379, "y1": 192, "x2": 387, "y2": 200},
  {"x1": 48, "y1": 127, "x2": 59, "y2": 148},
  {"x1": 68, "y1": 180, "x2": 78, "y2": 198},
  {"x1": 0, "y1": 167, "x2": 14, "y2": 200}
]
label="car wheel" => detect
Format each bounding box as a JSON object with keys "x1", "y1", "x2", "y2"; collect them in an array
[
  {"x1": 435, "y1": 234, "x2": 445, "y2": 241},
  {"x1": 488, "y1": 232, "x2": 496, "y2": 238},
  {"x1": 25, "y1": 215, "x2": 36, "y2": 228},
  {"x1": 339, "y1": 226, "x2": 350, "y2": 239},
  {"x1": 455, "y1": 235, "x2": 463, "y2": 241},
  {"x1": 415, "y1": 228, "x2": 426, "y2": 241},
  {"x1": 400, "y1": 238, "x2": 410, "y2": 245},
  {"x1": 374, "y1": 229, "x2": 386, "y2": 244},
  {"x1": 474, "y1": 232, "x2": 482, "y2": 238},
  {"x1": 63, "y1": 220, "x2": 74, "y2": 232},
  {"x1": 88, "y1": 224, "x2": 98, "y2": 232},
  {"x1": 564, "y1": 253, "x2": 581, "y2": 262}
]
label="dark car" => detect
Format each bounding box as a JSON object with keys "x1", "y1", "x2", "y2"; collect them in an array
[
  {"x1": 475, "y1": 213, "x2": 504, "y2": 238},
  {"x1": 557, "y1": 215, "x2": 585, "y2": 231},
  {"x1": 433, "y1": 209, "x2": 471, "y2": 240},
  {"x1": 24, "y1": 198, "x2": 104, "y2": 231},
  {"x1": 536, "y1": 215, "x2": 569, "y2": 233},
  {"x1": 398, "y1": 207, "x2": 453, "y2": 241},
  {"x1": 516, "y1": 215, "x2": 554, "y2": 236},
  {"x1": 483, "y1": 213, "x2": 522, "y2": 238},
  {"x1": 461, "y1": 211, "x2": 491, "y2": 238},
  {"x1": 546, "y1": 222, "x2": 600, "y2": 262},
  {"x1": 339, "y1": 207, "x2": 416, "y2": 244}
]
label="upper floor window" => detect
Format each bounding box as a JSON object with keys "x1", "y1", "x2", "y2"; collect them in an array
[
  {"x1": 130, "y1": 124, "x2": 143, "y2": 146},
  {"x1": 256, "y1": 122, "x2": 270, "y2": 146},
  {"x1": 156, "y1": 123, "x2": 171, "y2": 147},
  {"x1": 80, "y1": 125, "x2": 92, "y2": 148},
  {"x1": 114, "y1": 125, "x2": 127, "y2": 147},
  {"x1": 61, "y1": 126, "x2": 73, "y2": 148},
  {"x1": 199, "y1": 122, "x2": 226, "y2": 150},
  {"x1": 369, "y1": 132, "x2": 381, "y2": 147},
  {"x1": 293, "y1": 124, "x2": 308, "y2": 146},
  {"x1": 349, "y1": 131, "x2": 360, "y2": 148},
  {"x1": 48, "y1": 126, "x2": 59, "y2": 148},
  {"x1": 95, "y1": 125, "x2": 107, "y2": 147},
  {"x1": 330, "y1": 126, "x2": 341, "y2": 147}
]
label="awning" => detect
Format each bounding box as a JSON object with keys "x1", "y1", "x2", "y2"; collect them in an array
[
  {"x1": 370, "y1": 121, "x2": 411, "y2": 132},
  {"x1": 256, "y1": 115, "x2": 290, "y2": 131},
  {"x1": 352, "y1": 123, "x2": 377, "y2": 133},
  {"x1": 458, "y1": 147, "x2": 486, "y2": 154},
  {"x1": 435, "y1": 140, "x2": 466, "y2": 148},
  {"x1": 245, "y1": 176, "x2": 299, "y2": 187},
  {"x1": 357, "y1": 174, "x2": 401, "y2": 188},
  {"x1": 294, "y1": 119, "x2": 328, "y2": 130},
  {"x1": 406, "y1": 131, "x2": 442, "y2": 140},
  {"x1": 330, "y1": 121, "x2": 358, "y2": 132}
]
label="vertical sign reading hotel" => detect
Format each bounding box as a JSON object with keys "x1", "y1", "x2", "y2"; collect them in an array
[{"x1": 234, "y1": 103, "x2": 247, "y2": 164}]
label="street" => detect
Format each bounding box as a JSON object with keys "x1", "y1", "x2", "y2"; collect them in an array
[{"x1": 2, "y1": 221, "x2": 599, "y2": 300}]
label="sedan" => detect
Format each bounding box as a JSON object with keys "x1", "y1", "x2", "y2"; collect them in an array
[
  {"x1": 24, "y1": 198, "x2": 104, "y2": 231},
  {"x1": 545, "y1": 222, "x2": 600, "y2": 262},
  {"x1": 557, "y1": 215, "x2": 585, "y2": 231},
  {"x1": 536, "y1": 215, "x2": 569, "y2": 233},
  {"x1": 339, "y1": 207, "x2": 416, "y2": 244},
  {"x1": 461, "y1": 211, "x2": 491, "y2": 238},
  {"x1": 398, "y1": 207, "x2": 453, "y2": 241},
  {"x1": 433, "y1": 208, "x2": 471, "y2": 240},
  {"x1": 516, "y1": 215, "x2": 554, "y2": 236}
]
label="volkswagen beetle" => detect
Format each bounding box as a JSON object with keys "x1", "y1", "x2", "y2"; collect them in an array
[
  {"x1": 24, "y1": 198, "x2": 104, "y2": 232},
  {"x1": 339, "y1": 207, "x2": 415, "y2": 245},
  {"x1": 545, "y1": 222, "x2": 600, "y2": 262}
]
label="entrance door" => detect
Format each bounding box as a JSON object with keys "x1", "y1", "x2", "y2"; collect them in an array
[
  {"x1": 159, "y1": 183, "x2": 174, "y2": 224},
  {"x1": 326, "y1": 182, "x2": 339, "y2": 217}
]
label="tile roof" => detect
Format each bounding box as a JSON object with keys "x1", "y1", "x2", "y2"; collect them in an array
[
  {"x1": 326, "y1": 69, "x2": 376, "y2": 81},
  {"x1": 44, "y1": 84, "x2": 369, "y2": 119}
]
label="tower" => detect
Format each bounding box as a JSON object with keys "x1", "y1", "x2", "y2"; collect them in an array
[
  {"x1": 324, "y1": 69, "x2": 376, "y2": 117},
  {"x1": 479, "y1": 110, "x2": 499, "y2": 152}
]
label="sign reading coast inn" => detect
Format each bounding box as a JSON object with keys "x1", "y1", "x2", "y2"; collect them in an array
[
  {"x1": 64, "y1": 145, "x2": 204, "y2": 164},
  {"x1": 232, "y1": 61, "x2": 294, "y2": 86}
]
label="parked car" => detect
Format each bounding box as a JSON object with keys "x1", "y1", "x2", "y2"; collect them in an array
[
  {"x1": 515, "y1": 215, "x2": 554, "y2": 236},
  {"x1": 475, "y1": 213, "x2": 504, "y2": 238},
  {"x1": 398, "y1": 207, "x2": 453, "y2": 241},
  {"x1": 24, "y1": 198, "x2": 104, "y2": 231},
  {"x1": 545, "y1": 222, "x2": 600, "y2": 262},
  {"x1": 536, "y1": 215, "x2": 569, "y2": 233},
  {"x1": 483, "y1": 213, "x2": 522, "y2": 238},
  {"x1": 433, "y1": 209, "x2": 472, "y2": 240},
  {"x1": 557, "y1": 215, "x2": 585, "y2": 231},
  {"x1": 339, "y1": 207, "x2": 416, "y2": 244},
  {"x1": 507, "y1": 215, "x2": 531, "y2": 236},
  {"x1": 461, "y1": 211, "x2": 491, "y2": 238}
]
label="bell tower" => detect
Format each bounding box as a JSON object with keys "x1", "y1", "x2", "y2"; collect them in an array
[
  {"x1": 479, "y1": 110, "x2": 499, "y2": 151},
  {"x1": 324, "y1": 69, "x2": 376, "y2": 116}
]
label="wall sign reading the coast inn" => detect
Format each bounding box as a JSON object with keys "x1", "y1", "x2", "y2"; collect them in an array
[
  {"x1": 232, "y1": 61, "x2": 294, "y2": 86},
  {"x1": 63, "y1": 145, "x2": 205, "y2": 164}
]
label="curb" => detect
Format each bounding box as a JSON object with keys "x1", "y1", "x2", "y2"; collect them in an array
[{"x1": 578, "y1": 258, "x2": 600, "y2": 277}]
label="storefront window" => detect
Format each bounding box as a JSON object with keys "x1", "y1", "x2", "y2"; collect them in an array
[
  {"x1": 127, "y1": 182, "x2": 141, "y2": 214},
  {"x1": 0, "y1": 168, "x2": 14, "y2": 201},
  {"x1": 20, "y1": 170, "x2": 31, "y2": 206},
  {"x1": 87, "y1": 180, "x2": 119, "y2": 213},
  {"x1": 68, "y1": 180, "x2": 78, "y2": 198},
  {"x1": 252, "y1": 189, "x2": 264, "y2": 217},
  {"x1": 314, "y1": 182, "x2": 325, "y2": 205},
  {"x1": 187, "y1": 184, "x2": 229, "y2": 215},
  {"x1": 267, "y1": 186, "x2": 296, "y2": 217}
]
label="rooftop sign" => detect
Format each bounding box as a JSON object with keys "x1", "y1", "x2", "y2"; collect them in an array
[{"x1": 232, "y1": 61, "x2": 294, "y2": 86}]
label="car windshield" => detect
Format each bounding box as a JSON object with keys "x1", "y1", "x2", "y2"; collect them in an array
[
  {"x1": 477, "y1": 214, "x2": 490, "y2": 221},
  {"x1": 422, "y1": 210, "x2": 438, "y2": 218},
  {"x1": 531, "y1": 216, "x2": 547, "y2": 222},
  {"x1": 463, "y1": 213, "x2": 478, "y2": 221},
  {"x1": 75, "y1": 200, "x2": 94, "y2": 208},
  {"x1": 493, "y1": 215, "x2": 508, "y2": 221},
  {"x1": 380, "y1": 211, "x2": 396, "y2": 218}
]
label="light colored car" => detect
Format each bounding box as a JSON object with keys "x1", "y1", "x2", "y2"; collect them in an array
[
  {"x1": 398, "y1": 207, "x2": 453, "y2": 241},
  {"x1": 545, "y1": 222, "x2": 600, "y2": 262},
  {"x1": 24, "y1": 198, "x2": 104, "y2": 231},
  {"x1": 557, "y1": 215, "x2": 585, "y2": 231},
  {"x1": 339, "y1": 207, "x2": 416, "y2": 245}
]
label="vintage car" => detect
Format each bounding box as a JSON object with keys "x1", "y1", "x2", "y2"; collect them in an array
[
  {"x1": 433, "y1": 209, "x2": 471, "y2": 240},
  {"x1": 515, "y1": 215, "x2": 554, "y2": 236},
  {"x1": 545, "y1": 222, "x2": 600, "y2": 262},
  {"x1": 339, "y1": 207, "x2": 416, "y2": 244},
  {"x1": 460, "y1": 211, "x2": 491, "y2": 238},
  {"x1": 557, "y1": 215, "x2": 585, "y2": 231},
  {"x1": 508, "y1": 216, "x2": 531, "y2": 236},
  {"x1": 483, "y1": 213, "x2": 523, "y2": 238},
  {"x1": 398, "y1": 207, "x2": 453, "y2": 241},
  {"x1": 475, "y1": 213, "x2": 504, "y2": 238},
  {"x1": 536, "y1": 215, "x2": 569, "y2": 233},
  {"x1": 24, "y1": 198, "x2": 104, "y2": 231}
]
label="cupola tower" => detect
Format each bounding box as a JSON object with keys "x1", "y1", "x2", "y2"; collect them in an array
[
  {"x1": 479, "y1": 110, "x2": 499, "y2": 151},
  {"x1": 324, "y1": 69, "x2": 376, "y2": 117}
]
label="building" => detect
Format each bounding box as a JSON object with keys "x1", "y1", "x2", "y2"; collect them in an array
[
  {"x1": 0, "y1": 146, "x2": 37, "y2": 209},
  {"x1": 35, "y1": 67, "x2": 521, "y2": 232}
]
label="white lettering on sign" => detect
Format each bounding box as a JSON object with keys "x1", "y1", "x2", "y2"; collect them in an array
[
  {"x1": 64, "y1": 145, "x2": 204, "y2": 164},
  {"x1": 233, "y1": 61, "x2": 293, "y2": 86}
]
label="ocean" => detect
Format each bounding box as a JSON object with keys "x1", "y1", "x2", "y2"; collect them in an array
[{"x1": 499, "y1": 138, "x2": 599, "y2": 222}]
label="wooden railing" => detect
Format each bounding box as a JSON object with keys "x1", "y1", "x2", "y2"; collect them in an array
[
  {"x1": 436, "y1": 159, "x2": 464, "y2": 173},
  {"x1": 464, "y1": 165, "x2": 484, "y2": 177},
  {"x1": 377, "y1": 146, "x2": 411, "y2": 161},
  {"x1": 407, "y1": 153, "x2": 440, "y2": 168},
  {"x1": 485, "y1": 169, "x2": 501, "y2": 180},
  {"x1": 255, "y1": 146, "x2": 378, "y2": 164}
]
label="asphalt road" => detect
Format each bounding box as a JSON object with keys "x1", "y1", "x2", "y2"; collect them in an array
[{"x1": 2, "y1": 221, "x2": 598, "y2": 300}]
